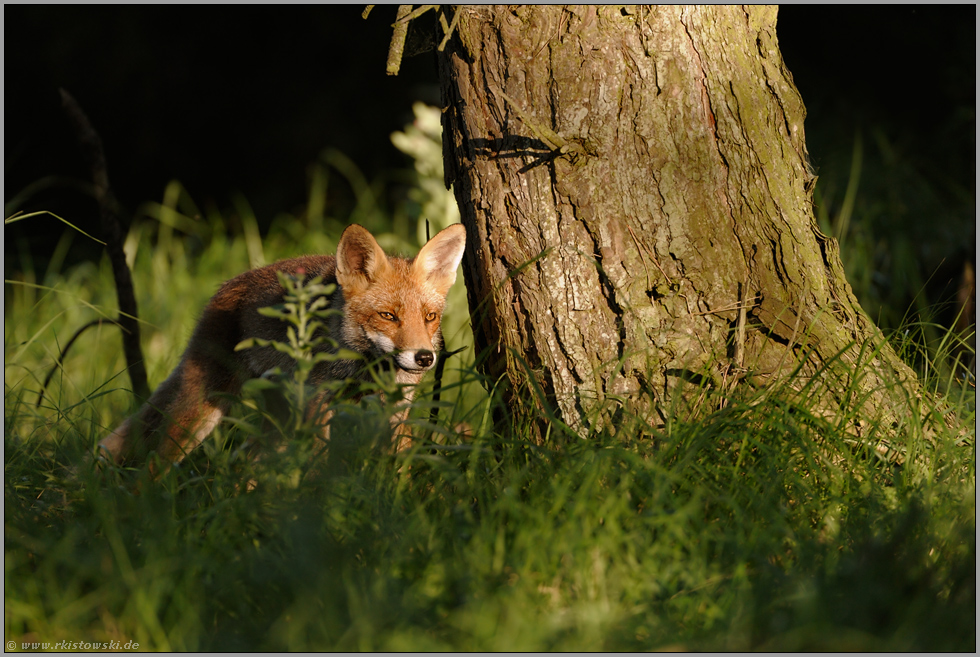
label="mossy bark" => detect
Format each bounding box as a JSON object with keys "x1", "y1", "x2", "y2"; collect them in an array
[{"x1": 438, "y1": 5, "x2": 922, "y2": 443}]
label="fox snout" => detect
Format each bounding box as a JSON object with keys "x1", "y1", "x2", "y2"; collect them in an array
[
  {"x1": 363, "y1": 329, "x2": 441, "y2": 373},
  {"x1": 413, "y1": 350, "x2": 434, "y2": 368},
  {"x1": 392, "y1": 348, "x2": 435, "y2": 372}
]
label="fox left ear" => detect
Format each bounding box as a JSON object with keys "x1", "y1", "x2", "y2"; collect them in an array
[
  {"x1": 336, "y1": 224, "x2": 390, "y2": 293},
  {"x1": 413, "y1": 224, "x2": 467, "y2": 295}
]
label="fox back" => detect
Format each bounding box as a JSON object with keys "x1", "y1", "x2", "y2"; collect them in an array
[{"x1": 97, "y1": 223, "x2": 466, "y2": 471}]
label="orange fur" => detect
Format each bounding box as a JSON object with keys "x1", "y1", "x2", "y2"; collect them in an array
[{"x1": 97, "y1": 223, "x2": 466, "y2": 473}]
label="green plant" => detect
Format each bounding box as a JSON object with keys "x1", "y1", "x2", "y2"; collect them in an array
[{"x1": 4, "y1": 105, "x2": 973, "y2": 652}]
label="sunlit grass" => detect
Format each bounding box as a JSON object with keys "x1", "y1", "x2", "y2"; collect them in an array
[
  {"x1": 5, "y1": 199, "x2": 973, "y2": 650},
  {"x1": 4, "y1": 106, "x2": 975, "y2": 650}
]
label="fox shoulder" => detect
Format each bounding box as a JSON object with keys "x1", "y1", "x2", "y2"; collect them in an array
[{"x1": 207, "y1": 255, "x2": 338, "y2": 314}]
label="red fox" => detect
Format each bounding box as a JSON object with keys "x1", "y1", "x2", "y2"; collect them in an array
[{"x1": 97, "y1": 223, "x2": 467, "y2": 473}]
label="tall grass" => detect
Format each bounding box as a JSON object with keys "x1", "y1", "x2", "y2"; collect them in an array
[
  {"x1": 813, "y1": 127, "x2": 975, "y2": 353},
  {"x1": 4, "y1": 107, "x2": 975, "y2": 650}
]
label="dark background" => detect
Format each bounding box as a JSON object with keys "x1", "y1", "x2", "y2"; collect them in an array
[{"x1": 5, "y1": 5, "x2": 975, "y2": 292}]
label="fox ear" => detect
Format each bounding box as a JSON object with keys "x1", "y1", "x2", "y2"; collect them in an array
[
  {"x1": 336, "y1": 224, "x2": 389, "y2": 292},
  {"x1": 413, "y1": 224, "x2": 467, "y2": 296}
]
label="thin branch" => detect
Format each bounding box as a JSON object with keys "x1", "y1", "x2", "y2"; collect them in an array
[
  {"x1": 396, "y1": 4, "x2": 437, "y2": 24},
  {"x1": 734, "y1": 283, "x2": 748, "y2": 370},
  {"x1": 429, "y1": 346, "x2": 467, "y2": 426},
  {"x1": 386, "y1": 5, "x2": 415, "y2": 76},
  {"x1": 498, "y1": 88, "x2": 588, "y2": 159},
  {"x1": 36, "y1": 318, "x2": 121, "y2": 408},
  {"x1": 626, "y1": 223, "x2": 674, "y2": 286},
  {"x1": 59, "y1": 89, "x2": 149, "y2": 400},
  {"x1": 688, "y1": 297, "x2": 761, "y2": 316},
  {"x1": 437, "y1": 6, "x2": 462, "y2": 52},
  {"x1": 497, "y1": 89, "x2": 564, "y2": 151}
]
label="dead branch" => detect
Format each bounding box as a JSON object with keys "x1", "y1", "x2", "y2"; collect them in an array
[{"x1": 59, "y1": 89, "x2": 149, "y2": 400}]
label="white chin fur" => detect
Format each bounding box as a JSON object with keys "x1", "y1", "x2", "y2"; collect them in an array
[{"x1": 365, "y1": 331, "x2": 435, "y2": 372}]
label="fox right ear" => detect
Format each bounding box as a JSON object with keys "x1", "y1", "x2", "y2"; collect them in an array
[
  {"x1": 413, "y1": 223, "x2": 467, "y2": 296},
  {"x1": 336, "y1": 224, "x2": 389, "y2": 292}
]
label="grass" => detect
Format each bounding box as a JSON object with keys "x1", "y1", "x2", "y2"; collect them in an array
[
  {"x1": 811, "y1": 123, "x2": 975, "y2": 343},
  {"x1": 4, "y1": 107, "x2": 976, "y2": 650}
]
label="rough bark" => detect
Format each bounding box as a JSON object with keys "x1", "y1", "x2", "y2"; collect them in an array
[{"x1": 438, "y1": 5, "x2": 923, "y2": 444}]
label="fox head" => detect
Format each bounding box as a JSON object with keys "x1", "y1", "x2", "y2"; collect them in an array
[{"x1": 335, "y1": 224, "x2": 466, "y2": 380}]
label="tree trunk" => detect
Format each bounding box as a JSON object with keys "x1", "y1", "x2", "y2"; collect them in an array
[{"x1": 438, "y1": 5, "x2": 922, "y2": 445}]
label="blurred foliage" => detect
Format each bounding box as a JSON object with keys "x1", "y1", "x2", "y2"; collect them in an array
[{"x1": 813, "y1": 127, "x2": 974, "y2": 333}]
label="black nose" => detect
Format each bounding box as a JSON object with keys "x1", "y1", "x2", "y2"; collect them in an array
[{"x1": 415, "y1": 350, "x2": 434, "y2": 368}]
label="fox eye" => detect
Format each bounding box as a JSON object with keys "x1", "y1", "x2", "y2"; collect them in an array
[
  {"x1": 425, "y1": 312, "x2": 437, "y2": 322},
  {"x1": 379, "y1": 311, "x2": 397, "y2": 322}
]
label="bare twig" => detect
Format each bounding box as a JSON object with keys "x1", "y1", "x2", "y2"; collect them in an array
[
  {"x1": 437, "y1": 6, "x2": 462, "y2": 52},
  {"x1": 59, "y1": 89, "x2": 149, "y2": 400},
  {"x1": 429, "y1": 346, "x2": 468, "y2": 426},
  {"x1": 498, "y1": 89, "x2": 566, "y2": 152},
  {"x1": 688, "y1": 296, "x2": 761, "y2": 316},
  {"x1": 734, "y1": 283, "x2": 748, "y2": 370},
  {"x1": 386, "y1": 5, "x2": 414, "y2": 76},
  {"x1": 396, "y1": 4, "x2": 437, "y2": 24},
  {"x1": 36, "y1": 318, "x2": 120, "y2": 408},
  {"x1": 626, "y1": 224, "x2": 674, "y2": 286}
]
